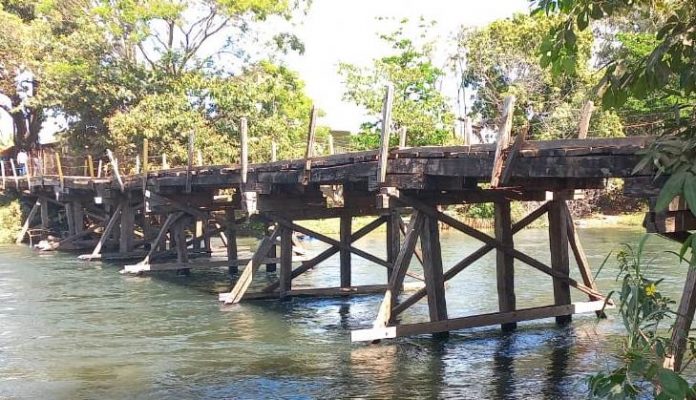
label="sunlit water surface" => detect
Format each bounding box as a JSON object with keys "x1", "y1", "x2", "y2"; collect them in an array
[{"x1": 0, "y1": 227, "x2": 692, "y2": 399}]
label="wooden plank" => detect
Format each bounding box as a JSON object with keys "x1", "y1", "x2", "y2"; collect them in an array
[
  {"x1": 340, "y1": 215, "x2": 352, "y2": 288},
  {"x1": 16, "y1": 199, "x2": 40, "y2": 244},
  {"x1": 10, "y1": 159, "x2": 18, "y2": 187},
  {"x1": 352, "y1": 300, "x2": 608, "y2": 342},
  {"x1": 377, "y1": 84, "x2": 394, "y2": 184},
  {"x1": 491, "y1": 95, "x2": 515, "y2": 187},
  {"x1": 549, "y1": 199, "x2": 572, "y2": 324},
  {"x1": 240, "y1": 283, "x2": 425, "y2": 301},
  {"x1": 577, "y1": 100, "x2": 594, "y2": 139},
  {"x1": 223, "y1": 227, "x2": 280, "y2": 304},
  {"x1": 87, "y1": 203, "x2": 123, "y2": 260},
  {"x1": 280, "y1": 226, "x2": 293, "y2": 298},
  {"x1": 495, "y1": 200, "x2": 516, "y2": 331},
  {"x1": 421, "y1": 215, "x2": 448, "y2": 332}
]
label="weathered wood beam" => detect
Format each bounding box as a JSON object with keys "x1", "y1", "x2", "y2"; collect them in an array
[
  {"x1": 377, "y1": 84, "x2": 394, "y2": 184},
  {"x1": 491, "y1": 95, "x2": 515, "y2": 187},
  {"x1": 421, "y1": 215, "x2": 448, "y2": 336},
  {"x1": 279, "y1": 226, "x2": 293, "y2": 298},
  {"x1": 352, "y1": 300, "x2": 608, "y2": 342},
  {"x1": 135, "y1": 211, "x2": 183, "y2": 265},
  {"x1": 577, "y1": 100, "x2": 594, "y2": 139},
  {"x1": 549, "y1": 198, "x2": 572, "y2": 324},
  {"x1": 495, "y1": 200, "x2": 516, "y2": 331},
  {"x1": 87, "y1": 203, "x2": 124, "y2": 260},
  {"x1": 16, "y1": 199, "x2": 40, "y2": 244},
  {"x1": 222, "y1": 227, "x2": 280, "y2": 304},
  {"x1": 340, "y1": 215, "x2": 352, "y2": 288},
  {"x1": 386, "y1": 209, "x2": 400, "y2": 281}
]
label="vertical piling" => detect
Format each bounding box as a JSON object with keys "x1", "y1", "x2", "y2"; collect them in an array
[
  {"x1": 421, "y1": 215, "x2": 448, "y2": 338},
  {"x1": 549, "y1": 197, "x2": 572, "y2": 324},
  {"x1": 495, "y1": 200, "x2": 516, "y2": 331},
  {"x1": 340, "y1": 215, "x2": 352, "y2": 288}
]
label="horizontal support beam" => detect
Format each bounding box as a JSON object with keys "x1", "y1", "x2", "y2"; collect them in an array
[
  {"x1": 121, "y1": 255, "x2": 309, "y2": 274},
  {"x1": 221, "y1": 282, "x2": 425, "y2": 302},
  {"x1": 352, "y1": 300, "x2": 610, "y2": 342}
]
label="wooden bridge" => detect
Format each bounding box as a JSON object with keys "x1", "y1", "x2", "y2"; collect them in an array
[{"x1": 3, "y1": 96, "x2": 695, "y2": 369}]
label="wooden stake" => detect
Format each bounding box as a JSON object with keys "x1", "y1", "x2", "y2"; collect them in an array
[
  {"x1": 240, "y1": 117, "x2": 248, "y2": 185},
  {"x1": 328, "y1": 134, "x2": 335, "y2": 155},
  {"x1": 186, "y1": 131, "x2": 194, "y2": 193},
  {"x1": 97, "y1": 159, "x2": 102, "y2": 178},
  {"x1": 11, "y1": 159, "x2": 19, "y2": 187},
  {"x1": 197, "y1": 149, "x2": 203, "y2": 166},
  {"x1": 549, "y1": 198, "x2": 572, "y2": 324},
  {"x1": 266, "y1": 223, "x2": 277, "y2": 273},
  {"x1": 1, "y1": 160, "x2": 5, "y2": 189},
  {"x1": 386, "y1": 209, "x2": 400, "y2": 281},
  {"x1": 87, "y1": 155, "x2": 94, "y2": 177},
  {"x1": 578, "y1": 100, "x2": 594, "y2": 139},
  {"x1": 142, "y1": 139, "x2": 149, "y2": 173},
  {"x1": 135, "y1": 155, "x2": 141, "y2": 174},
  {"x1": 377, "y1": 84, "x2": 395, "y2": 184},
  {"x1": 223, "y1": 227, "x2": 280, "y2": 304},
  {"x1": 495, "y1": 200, "x2": 516, "y2": 331},
  {"x1": 271, "y1": 140, "x2": 278, "y2": 162},
  {"x1": 340, "y1": 215, "x2": 352, "y2": 288},
  {"x1": 303, "y1": 106, "x2": 318, "y2": 184},
  {"x1": 491, "y1": 95, "x2": 516, "y2": 187},
  {"x1": 161, "y1": 154, "x2": 168, "y2": 170},
  {"x1": 398, "y1": 126, "x2": 407, "y2": 148}
]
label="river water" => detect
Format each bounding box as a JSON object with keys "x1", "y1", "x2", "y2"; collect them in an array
[{"x1": 0, "y1": 227, "x2": 690, "y2": 399}]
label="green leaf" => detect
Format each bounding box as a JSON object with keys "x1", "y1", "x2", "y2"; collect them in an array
[
  {"x1": 655, "y1": 171, "x2": 687, "y2": 212},
  {"x1": 684, "y1": 174, "x2": 696, "y2": 217}
]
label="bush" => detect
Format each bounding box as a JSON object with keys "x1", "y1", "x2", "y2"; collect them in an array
[{"x1": 0, "y1": 198, "x2": 22, "y2": 244}]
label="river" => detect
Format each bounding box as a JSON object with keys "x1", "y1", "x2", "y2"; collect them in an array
[{"x1": 0, "y1": 227, "x2": 689, "y2": 398}]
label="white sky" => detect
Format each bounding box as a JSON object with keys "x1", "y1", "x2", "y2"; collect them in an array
[{"x1": 283, "y1": 0, "x2": 529, "y2": 131}]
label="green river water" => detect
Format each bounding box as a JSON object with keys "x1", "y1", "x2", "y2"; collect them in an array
[{"x1": 0, "y1": 227, "x2": 691, "y2": 399}]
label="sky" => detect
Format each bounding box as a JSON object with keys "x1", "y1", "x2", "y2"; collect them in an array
[{"x1": 283, "y1": 0, "x2": 529, "y2": 131}]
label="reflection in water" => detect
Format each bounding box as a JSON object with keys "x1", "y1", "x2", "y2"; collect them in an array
[
  {"x1": 492, "y1": 332, "x2": 516, "y2": 399},
  {"x1": 1, "y1": 227, "x2": 690, "y2": 398}
]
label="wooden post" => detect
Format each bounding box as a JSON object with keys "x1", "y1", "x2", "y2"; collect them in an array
[
  {"x1": 302, "y1": 106, "x2": 318, "y2": 184},
  {"x1": 377, "y1": 84, "x2": 395, "y2": 184},
  {"x1": 225, "y1": 210, "x2": 238, "y2": 275},
  {"x1": 495, "y1": 200, "x2": 516, "y2": 331},
  {"x1": 421, "y1": 215, "x2": 448, "y2": 337},
  {"x1": 240, "y1": 118, "x2": 248, "y2": 185},
  {"x1": 87, "y1": 155, "x2": 94, "y2": 177},
  {"x1": 40, "y1": 197, "x2": 49, "y2": 230},
  {"x1": 72, "y1": 202, "x2": 84, "y2": 236},
  {"x1": 577, "y1": 100, "x2": 594, "y2": 139},
  {"x1": 83, "y1": 158, "x2": 88, "y2": 176},
  {"x1": 1, "y1": 160, "x2": 5, "y2": 189},
  {"x1": 97, "y1": 159, "x2": 103, "y2": 178},
  {"x1": 119, "y1": 198, "x2": 134, "y2": 254},
  {"x1": 279, "y1": 226, "x2": 293, "y2": 298},
  {"x1": 162, "y1": 154, "x2": 168, "y2": 170},
  {"x1": 266, "y1": 223, "x2": 277, "y2": 272},
  {"x1": 142, "y1": 139, "x2": 149, "y2": 173},
  {"x1": 398, "y1": 126, "x2": 407, "y2": 148},
  {"x1": 106, "y1": 150, "x2": 124, "y2": 192},
  {"x1": 328, "y1": 134, "x2": 335, "y2": 155},
  {"x1": 135, "y1": 155, "x2": 141, "y2": 174},
  {"x1": 549, "y1": 198, "x2": 572, "y2": 324},
  {"x1": 10, "y1": 159, "x2": 18, "y2": 187},
  {"x1": 193, "y1": 220, "x2": 203, "y2": 250},
  {"x1": 340, "y1": 215, "x2": 352, "y2": 288},
  {"x1": 271, "y1": 140, "x2": 278, "y2": 162},
  {"x1": 175, "y1": 218, "x2": 190, "y2": 275},
  {"x1": 386, "y1": 209, "x2": 400, "y2": 281},
  {"x1": 491, "y1": 95, "x2": 515, "y2": 187},
  {"x1": 197, "y1": 149, "x2": 203, "y2": 166},
  {"x1": 186, "y1": 131, "x2": 194, "y2": 193}
]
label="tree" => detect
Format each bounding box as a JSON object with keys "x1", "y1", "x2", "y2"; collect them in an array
[
  {"x1": 452, "y1": 13, "x2": 623, "y2": 140},
  {"x1": 339, "y1": 18, "x2": 455, "y2": 149},
  {"x1": 0, "y1": 0, "x2": 308, "y2": 152}
]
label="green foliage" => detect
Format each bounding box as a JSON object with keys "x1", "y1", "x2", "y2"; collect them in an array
[
  {"x1": 339, "y1": 18, "x2": 455, "y2": 149},
  {"x1": 587, "y1": 236, "x2": 696, "y2": 399},
  {"x1": 452, "y1": 13, "x2": 622, "y2": 139},
  {"x1": 0, "y1": 197, "x2": 21, "y2": 244}
]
